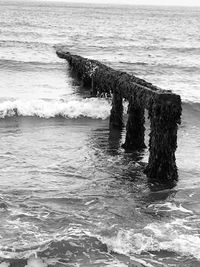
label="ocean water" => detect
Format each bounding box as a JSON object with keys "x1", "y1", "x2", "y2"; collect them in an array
[{"x1": 0, "y1": 1, "x2": 200, "y2": 266}]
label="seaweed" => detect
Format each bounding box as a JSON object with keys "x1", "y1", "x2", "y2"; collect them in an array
[{"x1": 56, "y1": 49, "x2": 182, "y2": 183}]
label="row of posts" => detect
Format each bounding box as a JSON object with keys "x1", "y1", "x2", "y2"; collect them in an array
[
  {"x1": 55, "y1": 49, "x2": 182, "y2": 187},
  {"x1": 109, "y1": 89, "x2": 181, "y2": 186}
]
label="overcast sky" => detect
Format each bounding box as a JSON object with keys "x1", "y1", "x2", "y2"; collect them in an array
[{"x1": 36, "y1": 0, "x2": 200, "y2": 6}]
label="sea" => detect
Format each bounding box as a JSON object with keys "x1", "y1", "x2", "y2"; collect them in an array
[{"x1": 0, "y1": 1, "x2": 200, "y2": 266}]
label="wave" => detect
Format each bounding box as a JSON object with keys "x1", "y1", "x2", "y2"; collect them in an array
[
  {"x1": 116, "y1": 60, "x2": 200, "y2": 74},
  {"x1": 141, "y1": 45, "x2": 200, "y2": 55},
  {"x1": 182, "y1": 101, "x2": 200, "y2": 114},
  {"x1": 101, "y1": 217, "x2": 200, "y2": 261},
  {"x1": 0, "y1": 98, "x2": 111, "y2": 120},
  {"x1": 165, "y1": 46, "x2": 200, "y2": 54},
  {"x1": 0, "y1": 59, "x2": 65, "y2": 71},
  {"x1": 0, "y1": 233, "x2": 108, "y2": 263},
  {"x1": 0, "y1": 233, "x2": 153, "y2": 266},
  {"x1": 2, "y1": 218, "x2": 197, "y2": 265},
  {"x1": 0, "y1": 30, "x2": 41, "y2": 38},
  {"x1": 0, "y1": 98, "x2": 199, "y2": 120},
  {"x1": 155, "y1": 63, "x2": 200, "y2": 73},
  {"x1": 0, "y1": 40, "x2": 52, "y2": 49},
  {"x1": 119, "y1": 61, "x2": 148, "y2": 66},
  {"x1": 0, "y1": 213, "x2": 199, "y2": 265}
]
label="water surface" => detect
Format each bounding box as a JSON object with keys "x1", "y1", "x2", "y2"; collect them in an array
[{"x1": 0, "y1": 2, "x2": 200, "y2": 266}]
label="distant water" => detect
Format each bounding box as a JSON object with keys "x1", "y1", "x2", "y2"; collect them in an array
[{"x1": 0, "y1": 2, "x2": 200, "y2": 267}]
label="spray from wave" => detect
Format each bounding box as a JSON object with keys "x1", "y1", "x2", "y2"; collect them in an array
[
  {"x1": 101, "y1": 206, "x2": 200, "y2": 262},
  {"x1": 0, "y1": 98, "x2": 111, "y2": 120}
]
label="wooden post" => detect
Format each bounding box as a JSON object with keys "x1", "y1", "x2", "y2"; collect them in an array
[
  {"x1": 145, "y1": 95, "x2": 182, "y2": 183},
  {"x1": 56, "y1": 49, "x2": 182, "y2": 185},
  {"x1": 122, "y1": 95, "x2": 146, "y2": 150},
  {"x1": 109, "y1": 89, "x2": 123, "y2": 129}
]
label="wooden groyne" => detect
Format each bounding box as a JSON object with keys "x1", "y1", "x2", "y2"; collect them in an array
[{"x1": 56, "y1": 47, "x2": 182, "y2": 184}]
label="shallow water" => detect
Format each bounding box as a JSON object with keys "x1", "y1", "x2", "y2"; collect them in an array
[{"x1": 0, "y1": 2, "x2": 200, "y2": 266}]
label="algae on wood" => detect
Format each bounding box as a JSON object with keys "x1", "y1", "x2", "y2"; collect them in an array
[{"x1": 56, "y1": 48, "x2": 182, "y2": 183}]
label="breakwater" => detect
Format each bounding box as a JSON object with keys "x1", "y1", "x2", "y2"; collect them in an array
[{"x1": 56, "y1": 47, "x2": 182, "y2": 184}]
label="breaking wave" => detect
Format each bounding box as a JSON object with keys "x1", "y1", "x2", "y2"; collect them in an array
[
  {"x1": 0, "y1": 98, "x2": 199, "y2": 121},
  {"x1": 0, "y1": 98, "x2": 111, "y2": 120},
  {"x1": 102, "y1": 218, "x2": 200, "y2": 261}
]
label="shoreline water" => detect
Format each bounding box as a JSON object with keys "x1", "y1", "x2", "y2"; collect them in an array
[{"x1": 0, "y1": 2, "x2": 200, "y2": 266}]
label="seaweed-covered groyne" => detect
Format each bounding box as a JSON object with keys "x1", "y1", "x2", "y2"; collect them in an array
[{"x1": 56, "y1": 47, "x2": 182, "y2": 184}]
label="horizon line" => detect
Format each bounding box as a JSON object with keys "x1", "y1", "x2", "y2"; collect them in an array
[{"x1": 2, "y1": 0, "x2": 200, "y2": 7}]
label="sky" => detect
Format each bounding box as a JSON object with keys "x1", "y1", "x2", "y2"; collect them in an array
[{"x1": 35, "y1": 0, "x2": 200, "y2": 6}]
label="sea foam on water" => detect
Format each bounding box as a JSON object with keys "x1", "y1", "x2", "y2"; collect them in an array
[
  {"x1": 1, "y1": 2, "x2": 200, "y2": 266},
  {"x1": 25, "y1": 257, "x2": 48, "y2": 267},
  {"x1": 102, "y1": 218, "x2": 200, "y2": 261},
  {"x1": 0, "y1": 263, "x2": 10, "y2": 267},
  {"x1": 0, "y1": 98, "x2": 111, "y2": 120}
]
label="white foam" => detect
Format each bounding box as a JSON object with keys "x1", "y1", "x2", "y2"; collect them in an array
[
  {"x1": 102, "y1": 230, "x2": 158, "y2": 256},
  {"x1": 0, "y1": 263, "x2": 10, "y2": 267},
  {"x1": 0, "y1": 98, "x2": 111, "y2": 120},
  {"x1": 148, "y1": 202, "x2": 193, "y2": 214},
  {"x1": 102, "y1": 219, "x2": 200, "y2": 261},
  {"x1": 25, "y1": 257, "x2": 48, "y2": 267}
]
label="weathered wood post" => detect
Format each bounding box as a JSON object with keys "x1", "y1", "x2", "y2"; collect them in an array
[
  {"x1": 109, "y1": 88, "x2": 123, "y2": 129},
  {"x1": 56, "y1": 48, "x2": 182, "y2": 185},
  {"x1": 122, "y1": 94, "x2": 146, "y2": 150},
  {"x1": 145, "y1": 94, "x2": 182, "y2": 182}
]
